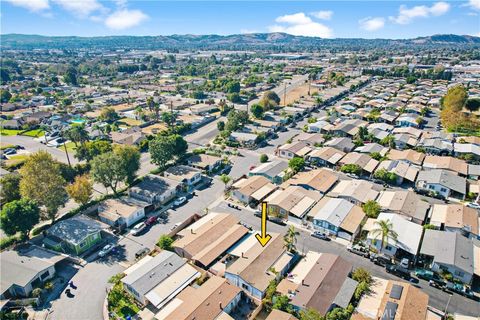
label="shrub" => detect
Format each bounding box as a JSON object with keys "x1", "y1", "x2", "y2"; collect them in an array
[
  {"x1": 340, "y1": 164, "x2": 362, "y2": 175},
  {"x1": 32, "y1": 288, "x2": 42, "y2": 298},
  {"x1": 157, "y1": 235, "x2": 174, "y2": 251},
  {"x1": 260, "y1": 154, "x2": 268, "y2": 163}
]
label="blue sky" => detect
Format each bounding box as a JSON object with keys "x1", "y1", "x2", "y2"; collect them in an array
[{"x1": 1, "y1": 1, "x2": 479, "y2": 38}]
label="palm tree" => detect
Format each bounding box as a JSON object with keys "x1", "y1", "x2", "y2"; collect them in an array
[
  {"x1": 220, "y1": 174, "x2": 231, "y2": 192},
  {"x1": 284, "y1": 225, "x2": 297, "y2": 253},
  {"x1": 370, "y1": 220, "x2": 398, "y2": 253},
  {"x1": 380, "y1": 135, "x2": 395, "y2": 149},
  {"x1": 65, "y1": 124, "x2": 89, "y2": 147}
]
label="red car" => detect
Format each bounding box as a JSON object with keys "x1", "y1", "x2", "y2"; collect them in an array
[{"x1": 145, "y1": 216, "x2": 158, "y2": 226}]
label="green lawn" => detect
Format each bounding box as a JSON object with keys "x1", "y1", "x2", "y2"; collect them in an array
[
  {"x1": 118, "y1": 117, "x2": 142, "y2": 126},
  {"x1": 0, "y1": 128, "x2": 22, "y2": 136},
  {"x1": 4, "y1": 154, "x2": 29, "y2": 168},
  {"x1": 21, "y1": 129, "x2": 45, "y2": 137},
  {"x1": 57, "y1": 141, "x2": 77, "y2": 153}
]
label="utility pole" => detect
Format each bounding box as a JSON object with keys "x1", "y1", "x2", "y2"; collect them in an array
[
  {"x1": 283, "y1": 82, "x2": 287, "y2": 107},
  {"x1": 443, "y1": 294, "x2": 452, "y2": 320}
]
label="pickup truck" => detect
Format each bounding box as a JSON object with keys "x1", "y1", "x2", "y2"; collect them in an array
[
  {"x1": 347, "y1": 244, "x2": 370, "y2": 258},
  {"x1": 386, "y1": 264, "x2": 411, "y2": 280}
]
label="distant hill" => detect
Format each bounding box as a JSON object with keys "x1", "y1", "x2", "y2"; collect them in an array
[{"x1": 1, "y1": 33, "x2": 478, "y2": 50}]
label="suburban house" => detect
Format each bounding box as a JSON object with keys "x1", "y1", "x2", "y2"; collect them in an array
[
  {"x1": 154, "y1": 276, "x2": 243, "y2": 320},
  {"x1": 44, "y1": 215, "x2": 105, "y2": 255},
  {"x1": 265, "y1": 186, "x2": 322, "y2": 224},
  {"x1": 265, "y1": 310, "x2": 298, "y2": 320},
  {"x1": 352, "y1": 277, "x2": 429, "y2": 320},
  {"x1": 420, "y1": 229, "x2": 479, "y2": 284},
  {"x1": 418, "y1": 138, "x2": 453, "y2": 155},
  {"x1": 232, "y1": 176, "x2": 277, "y2": 205},
  {"x1": 307, "y1": 197, "x2": 365, "y2": 242},
  {"x1": 393, "y1": 133, "x2": 418, "y2": 150},
  {"x1": 229, "y1": 132, "x2": 258, "y2": 148},
  {"x1": 97, "y1": 197, "x2": 148, "y2": 229},
  {"x1": 376, "y1": 190, "x2": 430, "y2": 224},
  {"x1": 428, "y1": 204, "x2": 479, "y2": 239},
  {"x1": 416, "y1": 169, "x2": 467, "y2": 199},
  {"x1": 338, "y1": 152, "x2": 379, "y2": 175},
  {"x1": 354, "y1": 143, "x2": 388, "y2": 156},
  {"x1": 365, "y1": 213, "x2": 423, "y2": 260},
  {"x1": 454, "y1": 143, "x2": 480, "y2": 160},
  {"x1": 186, "y1": 154, "x2": 222, "y2": 173},
  {"x1": 308, "y1": 147, "x2": 346, "y2": 167},
  {"x1": 164, "y1": 165, "x2": 203, "y2": 191},
  {"x1": 122, "y1": 251, "x2": 201, "y2": 308},
  {"x1": 173, "y1": 212, "x2": 249, "y2": 269},
  {"x1": 307, "y1": 120, "x2": 334, "y2": 133},
  {"x1": 281, "y1": 168, "x2": 338, "y2": 195},
  {"x1": 422, "y1": 155, "x2": 468, "y2": 177},
  {"x1": 111, "y1": 126, "x2": 146, "y2": 146},
  {"x1": 388, "y1": 149, "x2": 425, "y2": 166},
  {"x1": 277, "y1": 141, "x2": 313, "y2": 159},
  {"x1": 324, "y1": 137, "x2": 355, "y2": 153},
  {"x1": 293, "y1": 132, "x2": 325, "y2": 146},
  {"x1": 0, "y1": 246, "x2": 67, "y2": 298},
  {"x1": 395, "y1": 114, "x2": 419, "y2": 128},
  {"x1": 129, "y1": 174, "x2": 181, "y2": 207},
  {"x1": 375, "y1": 160, "x2": 419, "y2": 185},
  {"x1": 328, "y1": 179, "x2": 381, "y2": 206},
  {"x1": 277, "y1": 252, "x2": 357, "y2": 315},
  {"x1": 249, "y1": 160, "x2": 289, "y2": 185},
  {"x1": 224, "y1": 233, "x2": 297, "y2": 299}
]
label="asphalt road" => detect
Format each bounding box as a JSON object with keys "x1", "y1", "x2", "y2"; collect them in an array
[{"x1": 213, "y1": 201, "x2": 480, "y2": 317}]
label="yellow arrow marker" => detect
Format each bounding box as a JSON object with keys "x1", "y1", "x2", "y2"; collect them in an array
[{"x1": 255, "y1": 202, "x2": 272, "y2": 247}]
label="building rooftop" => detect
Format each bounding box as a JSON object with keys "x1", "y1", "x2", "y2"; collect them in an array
[{"x1": 46, "y1": 215, "x2": 106, "y2": 246}]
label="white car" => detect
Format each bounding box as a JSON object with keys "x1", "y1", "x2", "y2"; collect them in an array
[
  {"x1": 466, "y1": 202, "x2": 480, "y2": 210},
  {"x1": 98, "y1": 244, "x2": 115, "y2": 257},
  {"x1": 47, "y1": 137, "x2": 66, "y2": 147},
  {"x1": 400, "y1": 258, "x2": 410, "y2": 269},
  {"x1": 130, "y1": 222, "x2": 147, "y2": 236},
  {"x1": 173, "y1": 196, "x2": 187, "y2": 207}
]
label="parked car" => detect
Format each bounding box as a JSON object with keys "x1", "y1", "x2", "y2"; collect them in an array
[
  {"x1": 98, "y1": 244, "x2": 115, "y2": 257},
  {"x1": 135, "y1": 248, "x2": 150, "y2": 260},
  {"x1": 370, "y1": 253, "x2": 391, "y2": 266},
  {"x1": 466, "y1": 202, "x2": 480, "y2": 210},
  {"x1": 400, "y1": 258, "x2": 410, "y2": 269},
  {"x1": 386, "y1": 264, "x2": 411, "y2": 280},
  {"x1": 47, "y1": 137, "x2": 66, "y2": 147},
  {"x1": 415, "y1": 269, "x2": 442, "y2": 282},
  {"x1": 3, "y1": 148, "x2": 16, "y2": 155},
  {"x1": 130, "y1": 222, "x2": 147, "y2": 236},
  {"x1": 428, "y1": 279, "x2": 446, "y2": 290},
  {"x1": 347, "y1": 244, "x2": 370, "y2": 258},
  {"x1": 145, "y1": 216, "x2": 158, "y2": 226},
  {"x1": 170, "y1": 223, "x2": 180, "y2": 231},
  {"x1": 269, "y1": 216, "x2": 286, "y2": 226},
  {"x1": 173, "y1": 196, "x2": 187, "y2": 207},
  {"x1": 311, "y1": 231, "x2": 330, "y2": 241}
]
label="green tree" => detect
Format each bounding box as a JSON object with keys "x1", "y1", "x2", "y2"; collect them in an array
[
  {"x1": 157, "y1": 235, "x2": 174, "y2": 251},
  {"x1": 0, "y1": 199, "x2": 40, "y2": 238},
  {"x1": 0, "y1": 89, "x2": 12, "y2": 103},
  {"x1": 272, "y1": 295, "x2": 293, "y2": 314},
  {"x1": 250, "y1": 104, "x2": 264, "y2": 119},
  {"x1": 65, "y1": 124, "x2": 89, "y2": 147},
  {"x1": 260, "y1": 90, "x2": 281, "y2": 110},
  {"x1": 161, "y1": 111, "x2": 177, "y2": 127},
  {"x1": 465, "y1": 98, "x2": 480, "y2": 112},
  {"x1": 63, "y1": 66, "x2": 78, "y2": 85},
  {"x1": 19, "y1": 151, "x2": 67, "y2": 222},
  {"x1": 371, "y1": 220, "x2": 398, "y2": 253},
  {"x1": 0, "y1": 174, "x2": 21, "y2": 203},
  {"x1": 149, "y1": 134, "x2": 188, "y2": 170},
  {"x1": 220, "y1": 174, "x2": 231, "y2": 191},
  {"x1": 288, "y1": 157, "x2": 305, "y2": 173},
  {"x1": 91, "y1": 149, "x2": 137, "y2": 194},
  {"x1": 260, "y1": 154, "x2": 269, "y2": 163},
  {"x1": 351, "y1": 268, "x2": 372, "y2": 284},
  {"x1": 340, "y1": 164, "x2": 362, "y2": 175},
  {"x1": 75, "y1": 140, "x2": 112, "y2": 162},
  {"x1": 362, "y1": 200, "x2": 381, "y2": 218},
  {"x1": 380, "y1": 135, "x2": 395, "y2": 148},
  {"x1": 284, "y1": 225, "x2": 297, "y2": 253},
  {"x1": 217, "y1": 120, "x2": 225, "y2": 131},
  {"x1": 299, "y1": 308, "x2": 324, "y2": 320},
  {"x1": 99, "y1": 107, "x2": 119, "y2": 123},
  {"x1": 227, "y1": 92, "x2": 241, "y2": 103},
  {"x1": 66, "y1": 174, "x2": 93, "y2": 205},
  {"x1": 373, "y1": 168, "x2": 397, "y2": 184},
  {"x1": 114, "y1": 145, "x2": 141, "y2": 185}
]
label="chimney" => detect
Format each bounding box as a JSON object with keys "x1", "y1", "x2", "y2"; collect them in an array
[{"x1": 241, "y1": 252, "x2": 245, "y2": 258}]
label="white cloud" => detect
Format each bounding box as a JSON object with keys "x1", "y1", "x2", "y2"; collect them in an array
[
  {"x1": 311, "y1": 10, "x2": 333, "y2": 20},
  {"x1": 269, "y1": 12, "x2": 333, "y2": 38},
  {"x1": 105, "y1": 9, "x2": 148, "y2": 30},
  {"x1": 52, "y1": 0, "x2": 103, "y2": 17},
  {"x1": 390, "y1": 1, "x2": 450, "y2": 24},
  {"x1": 275, "y1": 12, "x2": 312, "y2": 25},
  {"x1": 240, "y1": 29, "x2": 259, "y2": 34},
  {"x1": 466, "y1": 0, "x2": 480, "y2": 10},
  {"x1": 359, "y1": 17, "x2": 385, "y2": 31},
  {"x1": 6, "y1": 0, "x2": 49, "y2": 12}
]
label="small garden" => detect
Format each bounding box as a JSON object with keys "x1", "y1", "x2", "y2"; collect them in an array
[{"x1": 107, "y1": 274, "x2": 140, "y2": 319}]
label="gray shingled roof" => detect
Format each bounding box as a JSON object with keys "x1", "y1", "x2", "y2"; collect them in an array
[
  {"x1": 47, "y1": 215, "x2": 104, "y2": 246},
  {"x1": 416, "y1": 169, "x2": 466, "y2": 195},
  {"x1": 122, "y1": 251, "x2": 185, "y2": 296}
]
